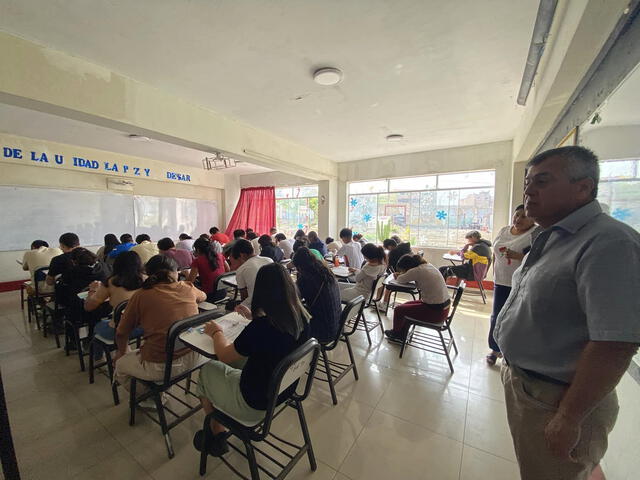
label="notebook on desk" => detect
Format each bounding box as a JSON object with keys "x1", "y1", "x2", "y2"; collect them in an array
[{"x1": 179, "y1": 312, "x2": 250, "y2": 357}]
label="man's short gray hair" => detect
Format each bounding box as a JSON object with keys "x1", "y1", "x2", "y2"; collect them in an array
[
  {"x1": 465, "y1": 230, "x2": 481, "y2": 240},
  {"x1": 527, "y1": 146, "x2": 600, "y2": 198}
]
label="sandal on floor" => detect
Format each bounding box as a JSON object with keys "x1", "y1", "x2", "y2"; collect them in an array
[{"x1": 193, "y1": 429, "x2": 230, "y2": 457}]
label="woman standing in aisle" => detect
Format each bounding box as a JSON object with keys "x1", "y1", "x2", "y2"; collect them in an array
[{"x1": 486, "y1": 204, "x2": 536, "y2": 365}]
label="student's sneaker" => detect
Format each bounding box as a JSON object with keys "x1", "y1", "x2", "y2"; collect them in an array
[
  {"x1": 193, "y1": 429, "x2": 230, "y2": 457},
  {"x1": 384, "y1": 329, "x2": 405, "y2": 343},
  {"x1": 138, "y1": 394, "x2": 168, "y2": 410}
]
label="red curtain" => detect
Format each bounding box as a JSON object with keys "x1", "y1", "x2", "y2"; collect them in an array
[{"x1": 225, "y1": 186, "x2": 276, "y2": 236}]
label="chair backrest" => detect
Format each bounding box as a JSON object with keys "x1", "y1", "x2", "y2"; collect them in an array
[
  {"x1": 213, "y1": 271, "x2": 235, "y2": 293},
  {"x1": 33, "y1": 266, "x2": 49, "y2": 296},
  {"x1": 446, "y1": 283, "x2": 465, "y2": 327},
  {"x1": 113, "y1": 300, "x2": 128, "y2": 328},
  {"x1": 162, "y1": 309, "x2": 228, "y2": 385},
  {"x1": 324, "y1": 295, "x2": 364, "y2": 350},
  {"x1": 368, "y1": 273, "x2": 387, "y2": 304},
  {"x1": 260, "y1": 338, "x2": 320, "y2": 438}
]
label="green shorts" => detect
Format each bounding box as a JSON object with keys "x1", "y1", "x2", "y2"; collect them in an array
[{"x1": 197, "y1": 360, "x2": 265, "y2": 426}]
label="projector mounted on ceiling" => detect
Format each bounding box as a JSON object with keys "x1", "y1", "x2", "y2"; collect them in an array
[{"x1": 202, "y1": 152, "x2": 237, "y2": 171}]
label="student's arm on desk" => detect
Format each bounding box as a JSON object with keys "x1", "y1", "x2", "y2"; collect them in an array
[
  {"x1": 203, "y1": 321, "x2": 243, "y2": 364},
  {"x1": 114, "y1": 297, "x2": 139, "y2": 362},
  {"x1": 84, "y1": 281, "x2": 109, "y2": 312},
  {"x1": 187, "y1": 264, "x2": 198, "y2": 283}
]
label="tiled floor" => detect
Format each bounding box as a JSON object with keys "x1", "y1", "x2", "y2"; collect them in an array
[{"x1": 0, "y1": 289, "x2": 523, "y2": 480}]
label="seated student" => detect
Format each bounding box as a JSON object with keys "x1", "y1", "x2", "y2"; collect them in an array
[
  {"x1": 131, "y1": 234, "x2": 159, "y2": 264},
  {"x1": 384, "y1": 238, "x2": 412, "y2": 272},
  {"x1": 46, "y1": 232, "x2": 81, "y2": 287},
  {"x1": 353, "y1": 233, "x2": 367, "y2": 247},
  {"x1": 176, "y1": 233, "x2": 195, "y2": 252},
  {"x1": 307, "y1": 231, "x2": 327, "y2": 256},
  {"x1": 114, "y1": 255, "x2": 205, "y2": 393},
  {"x1": 209, "y1": 227, "x2": 230, "y2": 245},
  {"x1": 384, "y1": 254, "x2": 450, "y2": 342},
  {"x1": 258, "y1": 234, "x2": 284, "y2": 262},
  {"x1": 439, "y1": 230, "x2": 492, "y2": 281},
  {"x1": 85, "y1": 251, "x2": 145, "y2": 354},
  {"x1": 222, "y1": 229, "x2": 246, "y2": 255},
  {"x1": 188, "y1": 238, "x2": 229, "y2": 302},
  {"x1": 269, "y1": 227, "x2": 278, "y2": 241},
  {"x1": 292, "y1": 236, "x2": 324, "y2": 261},
  {"x1": 391, "y1": 235, "x2": 403, "y2": 245},
  {"x1": 292, "y1": 247, "x2": 340, "y2": 343},
  {"x1": 229, "y1": 239, "x2": 273, "y2": 307},
  {"x1": 274, "y1": 233, "x2": 294, "y2": 259},
  {"x1": 338, "y1": 243, "x2": 386, "y2": 302},
  {"x1": 293, "y1": 229, "x2": 306, "y2": 240},
  {"x1": 336, "y1": 228, "x2": 364, "y2": 268},
  {"x1": 57, "y1": 247, "x2": 110, "y2": 310},
  {"x1": 22, "y1": 240, "x2": 62, "y2": 295},
  {"x1": 247, "y1": 231, "x2": 261, "y2": 255},
  {"x1": 108, "y1": 234, "x2": 137, "y2": 259},
  {"x1": 194, "y1": 263, "x2": 310, "y2": 456},
  {"x1": 96, "y1": 234, "x2": 120, "y2": 264},
  {"x1": 325, "y1": 237, "x2": 342, "y2": 253},
  {"x1": 158, "y1": 237, "x2": 194, "y2": 270}
]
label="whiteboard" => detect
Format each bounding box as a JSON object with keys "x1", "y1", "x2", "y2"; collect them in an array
[
  {"x1": 0, "y1": 186, "x2": 219, "y2": 251},
  {"x1": 134, "y1": 195, "x2": 219, "y2": 240},
  {"x1": 0, "y1": 186, "x2": 135, "y2": 251}
]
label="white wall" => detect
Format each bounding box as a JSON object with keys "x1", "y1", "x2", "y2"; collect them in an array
[
  {"x1": 0, "y1": 135, "x2": 223, "y2": 283},
  {"x1": 579, "y1": 125, "x2": 640, "y2": 160}
]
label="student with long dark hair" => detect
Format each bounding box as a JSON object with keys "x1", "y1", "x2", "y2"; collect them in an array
[
  {"x1": 293, "y1": 247, "x2": 340, "y2": 343},
  {"x1": 258, "y1": 234, "x2": 284, "y2": 262},
  {"x1": 338, "y1": 243, "x2": 386, "y2": 302},
  {"x1": 96, "y1": 233, "x2": 120, "y2": 262},
  {"x1": 194, "y1": 263, "x2": 310, "y2": 456},
  {"x1": 384, "y1": 254, "x2": 450, "y2": 342},
  {"x1": 114, "y1": 255, "x2": 205, "y2": 393},
  {"x1": 188, "y1": 237, "x2": 229, "y2": 301},
  {"x1": 85, "y1": 251, "x2": 145, "y2": 355}
]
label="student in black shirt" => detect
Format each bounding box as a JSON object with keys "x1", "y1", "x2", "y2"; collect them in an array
[
  {"x1": 292, "y1": 247, "x2": 340, "y2": 343},
  {"x1": 194, "y1": 263, "x2": 310, "y2": 457},
  {"x1": 57, "y1": 247, "x2": 109, "y2": 311},
  {"x1": 384, "y1": 238, "x2": 412, "y2": 272},
  {"x1": 46, "y1": 232, "x2": 81, "y2": 286},
  {"x1": 307, "y1": 231, "x2": 327, "y2": 256},
  {"x1": 258, "y1": 234, "x2": 284, "y2": 262}
]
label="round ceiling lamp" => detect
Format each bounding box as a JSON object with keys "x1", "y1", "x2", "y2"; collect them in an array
[
  {"x1": 313, "y1": 67, "x2": 343, "y2": 86},
  {"x1": 386, "y1": 134, "x2": 404, "y2": 142}
]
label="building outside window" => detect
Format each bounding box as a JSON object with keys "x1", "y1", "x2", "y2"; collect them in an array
[
  {"x1": 348, "y1": 171, "x2": 495, "y2": 248},
  {"x1": 598, "y1": 158, "x2": 640, "y2": 231},
  {"x1": 275, "y1": 185, "x2": 319, "y2": 237}
]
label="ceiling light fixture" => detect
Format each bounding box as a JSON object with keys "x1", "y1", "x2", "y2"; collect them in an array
[
  {"x1": 313, "y1": 67, "x2": 343, "y2": 86},
  {"x1": 202, "y1": 152, "x2": 237, "y2": 171},
  {"x1": 127, "y1": 134, "x2": 151, "y2": 142},
  {"x1": 386, "y1": 134, "x2": 404, "y2": 142}
]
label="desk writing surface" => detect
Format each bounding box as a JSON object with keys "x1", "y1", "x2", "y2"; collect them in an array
[
  {"x1": 330, "y1": 266, "x2": 352, "y2": 278},
  {"x1": 222, "y1": 274, "x2": 238, "y2": 287},
  {"x1": 442, "y1": 253, "x2": 463, "y2": 262},
  {"x1": 179, "y1": 312, "x2": 249, "y2": 358},
  {"x1": 383, "y1": 276, "x2": 415, "y2": 288}
]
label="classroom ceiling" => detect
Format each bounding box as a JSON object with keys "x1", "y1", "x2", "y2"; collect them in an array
[
  {"x1": 0, "y1": 0, "x2": 539, "y2": 162},
  {"x1": 0, "y1": 103, "x2": 273, "y2": 175}
]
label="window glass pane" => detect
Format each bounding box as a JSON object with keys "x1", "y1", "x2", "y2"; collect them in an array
[
  {"x1": 437, "y1": 171, "x2": 495, "y2": 189},
  {"x1": 348, "y1": 180, "x2": 388, "y2": 194},
  {"x1": 600, "y1": 160, "x2": 637, "y2": 180},
  {"x1": 389, "y1": 176, "x2": 437, "y2": 192},
  {"x1": 275, "y1": 187, "x2": 293, "y2": 199},
  {"x1": 348, "y1": 195, "x2": 377, "y2": 240},
  {"x1": 599, "y1": 180, "x2": 640, "y2": 232},
  {"x1": 276, "y1": 197, "x2": 318, "y2": 238},
  {"x1": 294, "y1": 185, "x2": 319, "y2": 198}
]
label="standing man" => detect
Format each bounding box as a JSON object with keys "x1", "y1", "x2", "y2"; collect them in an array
[{"x1": 494, "y1": 146, "x2": 640, "y2": 480}]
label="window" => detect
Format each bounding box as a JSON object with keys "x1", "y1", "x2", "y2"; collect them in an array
[
  {"x1": 599, "y1": 158, "x2": 640, "y2": 232},
  {"x1": 275, "y1": 184, "x2": 319, "y2": 237},
  {"x1": 348, "y1": 172, "x2": 495, "y2": 248}
]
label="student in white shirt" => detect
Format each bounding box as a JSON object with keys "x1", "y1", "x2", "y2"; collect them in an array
[
  {"x1": 22, "y1": 240, "x2": 62, "y2": 294},
  {"x1": 274, "y1": 233, "x2": 294, "y2": 259},
  {"x1": 176, "y1": 233, "x2": 195, "y2": 252},
  {"x1": 130, "y1": 234, "x2": 159, "y2": 265},
  {"x1": 384, "y1": 254, "x2": 451, "y2": 342},
  {"x1": 247, "y1": 232, "x2": 261, "y2": 255},
  {"x1": 325, "y1": 237, "x2": 342, "y2": 253},
  {"x1": 230, "y1": 239, "x2": 273, "y2": 308},
  {"x1": 338, "y1": 243, "x2": 386, "y2": 302},
  {"x1": 336, "y1": 228, "x2": 364, "y2": 269}
]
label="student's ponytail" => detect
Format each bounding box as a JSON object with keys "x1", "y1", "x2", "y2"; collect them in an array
[
  {"x1": 361, "y1": 243, "x2": 386, "y2": 263},
  {"x1": 193, "y1": 238, "x2": 219, "y2": 271},
  {"x1": 142, "y1": 255, "x2": 178, "y2": 289}
]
